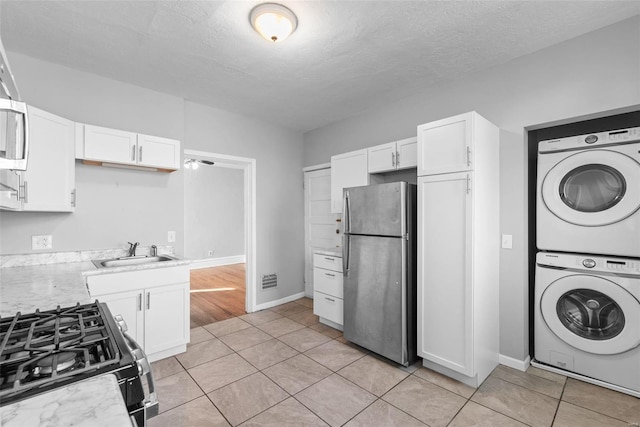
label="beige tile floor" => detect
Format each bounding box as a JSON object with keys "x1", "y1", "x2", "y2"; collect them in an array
[{"x1": 149, "y1": 298, "x2": 640, "y2": 427}]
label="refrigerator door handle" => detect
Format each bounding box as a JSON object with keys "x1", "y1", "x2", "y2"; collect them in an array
[
  {"x1": 343, "y1": 190, "x2": 351, "y2": 234},
  {"x1": 342, "y1": 233, "x2": 350, "y2": 275}
]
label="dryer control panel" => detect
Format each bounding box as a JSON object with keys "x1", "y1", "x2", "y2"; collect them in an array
[
  {"x1": 537, "y1": 252, "x2": 640, "y2": 275},
  {"x1": 539, "y1": 126, "x2": 640, "y2": 154}
]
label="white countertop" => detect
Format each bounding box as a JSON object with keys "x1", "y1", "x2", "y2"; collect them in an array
[
  {"x1": 0, "y1": 255, "x2": 190, "y2": 317},
  {"x1": 0, "y1": 261, "x2": 94, "y2": 317},
  {"x1": 0, "y1": 374, "x2": 132, "y2": 427}
]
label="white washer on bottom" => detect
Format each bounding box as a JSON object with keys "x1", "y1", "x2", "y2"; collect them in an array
[{"x1": 534, "y1": 251, "x2": 640, "y2": 397}]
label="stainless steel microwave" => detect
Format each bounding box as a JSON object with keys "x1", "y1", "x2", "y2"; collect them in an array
[{"x1": 0, "y1": 98, "x2": 29, "y2": 170}]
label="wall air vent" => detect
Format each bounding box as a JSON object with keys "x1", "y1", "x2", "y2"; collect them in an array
[{"x1": 262, "y1": 273, "x2": 277, "y2": 290}]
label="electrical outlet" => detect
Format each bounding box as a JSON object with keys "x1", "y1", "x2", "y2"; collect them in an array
[
  {"x1": 207, "y1": 250, "x2": 213, "y2": 257},
  {"x1": 167, "y1": 231, "x2": 176, "y2": 243},
  {"x1": 32, "y1": 235, "x2": 53, "y2": 250}
]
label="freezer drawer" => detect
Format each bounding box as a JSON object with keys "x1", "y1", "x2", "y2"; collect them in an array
[
  {"x1": 313, "y1": 253, "x2": 342, "y2": 272},
  {"x1": 313, "y1": 291, "x2": 344, "y2": 325},
  {"x1": 313, "y1": 268, "x2": 344, "y2": 299}
]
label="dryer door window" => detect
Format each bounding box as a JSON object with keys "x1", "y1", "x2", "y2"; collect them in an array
[
  {"x1": 556, "y1": 289, "x2": 625, "y2": 340},
  {"x1": 541, "y1": 274, "x2": 640, "y2": 355},
  {"x1": 541, "y1": 150, "x2": 640, "y2": 226},
  {"x1": 559, "y1": 164, "x2": 626, "y2": 213}
]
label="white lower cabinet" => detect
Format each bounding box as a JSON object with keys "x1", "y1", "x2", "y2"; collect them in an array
[
  {"x1": 312, "y1": 252, "x2": 344, "y2": 329},
  {"x1": 87, "y1": 265, "x2": 190, "y2": 362}
]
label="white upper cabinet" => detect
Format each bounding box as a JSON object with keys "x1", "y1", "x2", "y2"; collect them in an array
[
  {"x1": 83, "y1": 125, "x2": 137, "y2": 165},
  {"x1": 6, "y1": 106, "x2": 76, "y2": 212},
  {"x1": 368, "y1": 137, "x2": 417, "y2": 173},
  {"x1": 79, "y1": 124, "x2": 180, "y2": 171},
  {"x1": 137, "y1": 134, "x2": 181, "y2": 170},
  {"x1": 418, "y1": 113, "x2": 473, "y2": 176},
  {"x1": 330, "y1": 149, "x2": 369, "y2": 213},
  {"x1": 396, "y1": 137, "x2": 418, "y2": 169},
  {"x1": 368, "y1": 142, "x2": 396, "y2": 173}
]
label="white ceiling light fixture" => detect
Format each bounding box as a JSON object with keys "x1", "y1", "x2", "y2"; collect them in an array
[{"x1": 250, "y1": 3, "x2": 298, "y2": 43}]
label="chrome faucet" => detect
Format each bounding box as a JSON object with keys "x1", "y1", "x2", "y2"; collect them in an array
[{"x1": 127, "y1": 241, "x2": 140, "y2": 257}]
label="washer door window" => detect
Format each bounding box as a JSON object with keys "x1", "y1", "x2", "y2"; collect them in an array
[
  {"x1": 540, "y1": 274, "x2": 640, "y2": 355},
  {"x1": 542, "y1": 150, "x2": 640, "y2": 226}
]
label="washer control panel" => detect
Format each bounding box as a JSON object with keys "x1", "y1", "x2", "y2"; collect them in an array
[
  {"x1": 538, "y1": 126, "x2": 640, "y2": 153},
  {"x1": 537, "y1": 252, "x2": 640, "y2": 275}
]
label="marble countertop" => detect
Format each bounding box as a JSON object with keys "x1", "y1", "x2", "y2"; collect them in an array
[
  {"x1": 0, "y1": 253, "x2": 190, "y2": 317},
  {"x1": 0, "y1": 374, "x2": 132, "y2": 427},
  {"x1": 0, "y1": 261, "x2": 95, "y2": 317}
]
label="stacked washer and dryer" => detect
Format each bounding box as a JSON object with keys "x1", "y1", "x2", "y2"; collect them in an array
[{"x1": 534, "y1": 126, "x2": 640, "y2": 397}]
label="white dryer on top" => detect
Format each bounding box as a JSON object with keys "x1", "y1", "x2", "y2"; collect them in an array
[{"x1": 537, "y1": 127, "x2": 640, "y2": 257}]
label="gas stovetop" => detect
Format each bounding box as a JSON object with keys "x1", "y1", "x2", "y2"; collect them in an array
[{"x1": 0, "y1": 302, "x2": 127, "y2": 405}]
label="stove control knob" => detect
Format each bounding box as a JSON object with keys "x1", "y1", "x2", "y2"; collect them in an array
[
  {"x1": 114, "y1": 314, "x2": 128, "y2": 333},
  {"x1": 582, "y1": 259, "x2": 596, "y2": 268}
]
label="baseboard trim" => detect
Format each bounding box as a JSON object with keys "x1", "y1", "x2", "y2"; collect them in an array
[
  {"x1": 190, "y1": 255, "x2": 246, "y2": 270},
  {"x1": 499, "y1": 354, "x2": 531, "y2": 372},
  {"x1": 253, "y1": 292, "x2": 306, "y2": 312}
]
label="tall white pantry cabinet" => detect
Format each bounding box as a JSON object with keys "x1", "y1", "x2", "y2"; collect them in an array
[{"x1": 416, "y1": 111, "x2": 499, "y2": 388}]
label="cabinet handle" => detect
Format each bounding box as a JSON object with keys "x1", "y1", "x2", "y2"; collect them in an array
[
  {"x1": 139, "y1": 146, "x2": 143, "y2": 163},
  {"x1": 325, "y1": 297, "x2": 335, "y2": 302},
  {"x1": 396, "y1": 151, "x2": 400, "y2": 166},
  {"x1": 132, "y1": 146, "x2": 136, "y2": 162},
  {"x1": 466, "y1": 174, "x2": 471, "y2": 194},
  {"x1": 71, "y1": 189, "x2": 76, "y2": 207},
  {"x1": 324, "y1": 257, "x2": 335, "y2": 261},
  {"x1": 138, "y1": 293, "x2": 142, "y2": 311},
  {"x1": 146, "y1": 292, "x2": 150, "y2": 310},
  {"x1": 391, "y1": 152, "x2": 395, "y2": 167},
  {"x1": 325, "y1": 273, "x2": 335, "y2": 277},
  {"x1": 466, "y1": 146, "x2": 471, "y2": 167}
]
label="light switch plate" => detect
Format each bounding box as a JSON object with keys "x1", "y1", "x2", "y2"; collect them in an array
[
  {"x1": 501, "y1": 234, "x2": 513, "y2": 249},
  {"x1": 32, "y1": 235, "x2": 53, "y2": 250},
  {"x1": 167, "y1": 231, "x2": 176, "y2": 243}
]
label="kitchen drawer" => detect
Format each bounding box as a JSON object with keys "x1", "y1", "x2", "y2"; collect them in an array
[
  {"x1": 313, "y1": 253, "x2": 342, "y2": 273},
  {"x1": 313, "y1": 268, "x2": 343, "y2": 298},
  {"x1": 313, "y1": 291, "x2": 343, "y2": 325}
]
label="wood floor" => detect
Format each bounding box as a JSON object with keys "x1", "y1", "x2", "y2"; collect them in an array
[{"x1": 190, "y1": 264, "x2": 246, "y2": 328}]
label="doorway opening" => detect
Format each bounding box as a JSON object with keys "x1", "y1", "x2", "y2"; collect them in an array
[{"x1": 183, "y1": 149, "x2": 257, "y2": 327}]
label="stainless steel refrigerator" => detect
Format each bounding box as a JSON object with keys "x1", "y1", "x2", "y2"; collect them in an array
[{"x1": 342, "y1": 181, "x2": 417, "y2": 366}]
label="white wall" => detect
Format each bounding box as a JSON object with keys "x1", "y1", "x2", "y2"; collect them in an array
[
  {"x1": 184, "y1": 102, "x2": 305, "y2": 305},
  {"x1": 184, "y1": 165, "x2": 244, "y2": 260},
  {"x1": 0, "y1": 51, "x2": 306, "y2": 308},
  {"x1": 303, "y1": 17, "x2": 640, "y2": 361},
  {"x1": 0, "y1": 52, "x2": 185, "y2": 255}
]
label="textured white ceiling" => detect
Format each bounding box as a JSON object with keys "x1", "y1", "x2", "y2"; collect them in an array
[{"x1": 1, "y1": 1, "x2": 639, "y2": 132}]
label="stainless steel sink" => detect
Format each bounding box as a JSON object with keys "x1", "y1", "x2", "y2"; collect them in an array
[{"x1": 92, "y1": 255, "x2": 177, "y2": 269}]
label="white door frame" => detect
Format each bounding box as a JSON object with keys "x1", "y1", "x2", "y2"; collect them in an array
[{"x1": 184, "y1": 149, "x2": 258, "y2": 313}]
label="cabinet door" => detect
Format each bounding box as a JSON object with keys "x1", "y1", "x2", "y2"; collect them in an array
[
  {"x1": 137, "y1": 134, "x2": 180, "y2": 170},
  {"x1": 0, "y1": 170, "x2": 22, "y2": 210},
  {"x1": 417, "y1": 172, "x2": 473, "y2": 376},
  {"x1": 330, "y1": 149, "x2": 369, "y2": 213},
  {"x1": 97, "y1": 290, "x2": 144, "y2": 345},
  {"x1": 84, "y1": 125, "x2": 137, "y2": 165},
  {"x1": 144, "y1": 283, "x2": 188, "y2": 355},
  {"x1": 395, "y1": 137, "x2": 417, "y2": 170},
  {"x1": 22, "y1": 107, "x2": 76, "y2": 212},
  {"x1": 417, "y1": 113, "x2": 473, "y2": 176},
  {"x1": 367, "y1": 142, "x2": 396, "y2": 173}
]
